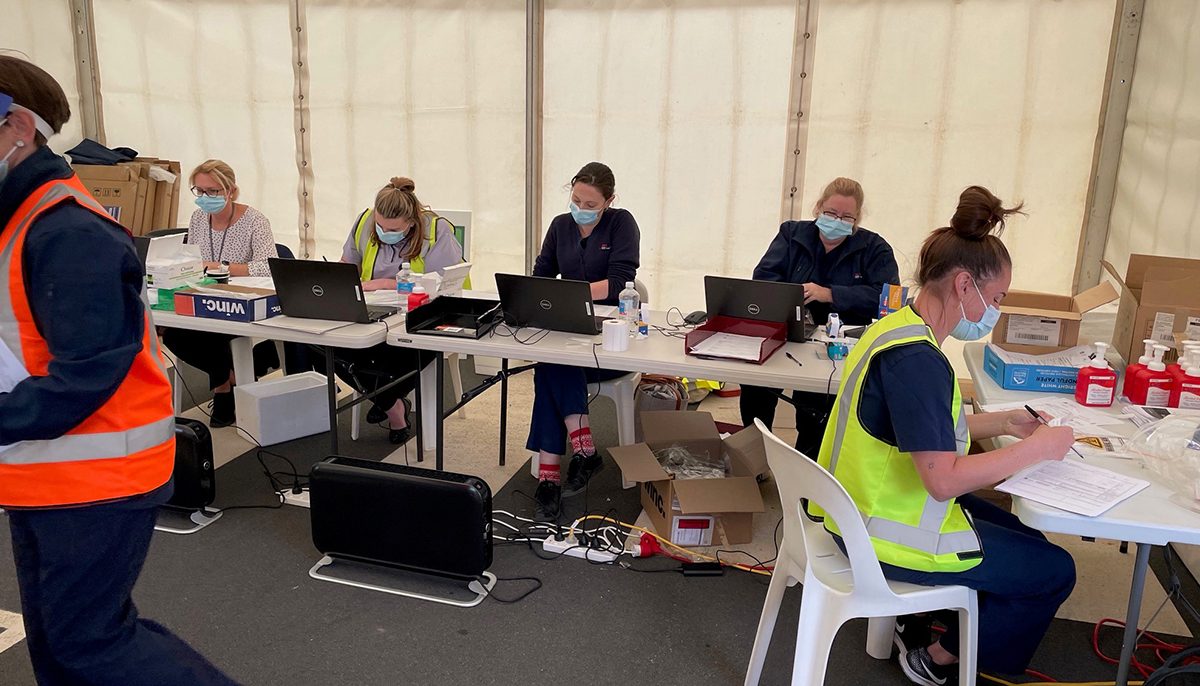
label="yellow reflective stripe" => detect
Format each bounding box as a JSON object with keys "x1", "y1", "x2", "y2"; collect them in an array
[
  {"x1": 353, "y1": 209, "x2": 376, "y2": 282},
  {"x1": 0, "y1": 415, "x2": 174, "y2": 465}
]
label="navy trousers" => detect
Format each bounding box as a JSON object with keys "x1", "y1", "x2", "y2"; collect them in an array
[
  {"x1": 879, "y1": 494, "x2": 1076, "y2": 675},
  {"x1": 7, "y1": 487, "x2": 240, "y2": 686},
  {"x1": 526, "y1": 363, "x2": 626, "y2": 455}
]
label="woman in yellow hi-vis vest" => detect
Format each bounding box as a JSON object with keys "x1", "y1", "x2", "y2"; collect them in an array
[
  {"x1": 337, "y1": 177, "x2": 465, "y2": 443},
  {"x1": 810, "y1": 187, "x2": 1077, "y2": 685}
]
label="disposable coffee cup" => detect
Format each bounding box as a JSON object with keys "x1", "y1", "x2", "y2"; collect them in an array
[{"x1": 205, "y1": 266, "x2": 230, "y2": 284}]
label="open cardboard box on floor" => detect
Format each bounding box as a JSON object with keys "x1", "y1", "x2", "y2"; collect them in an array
[
  {"x1": 1103, "y1": 254, "x2": 1200, "y2": 365},
  {"x1": 989, "y1": 282, "x2": 1117, "y2": 354},
  {"x1": 610, "y1": 411, "x2": 766, "y2": 547}
]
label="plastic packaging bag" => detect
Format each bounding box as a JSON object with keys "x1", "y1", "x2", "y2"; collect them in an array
[
  {"x1": 653, "y1": 444, "x2": 727, "y2": 480},
  {"x1": 1129, "y1": 417, "x2": 1200, "y2": 512}
]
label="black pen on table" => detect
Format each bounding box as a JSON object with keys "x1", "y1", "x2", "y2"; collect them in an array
[
  {"x1": 785, "y1": 352, "x2": 803, "y2": 367},
  {"x1": 1023, "y1": 404, "x2": 1084, "y2": 459}
]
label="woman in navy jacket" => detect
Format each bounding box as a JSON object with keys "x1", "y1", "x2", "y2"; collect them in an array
[
  {"x1": 527, "y1": 162, "x2": 639, "y2": 522},
  {"x1": 741, "y1": 177, "x2": 899, "y2": 457}
]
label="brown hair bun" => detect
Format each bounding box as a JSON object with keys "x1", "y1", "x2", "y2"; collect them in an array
[
  {"x1": 950, "y1": 185, "x2": 1024, "y2": 240},
  {"x1": 389, "y1": 177, "x2": 416, "y2": 193}
]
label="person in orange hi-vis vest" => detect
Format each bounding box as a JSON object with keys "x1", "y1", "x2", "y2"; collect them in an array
[{"x1": 0, "y1": 56, "x2": 239, "y2": 685}]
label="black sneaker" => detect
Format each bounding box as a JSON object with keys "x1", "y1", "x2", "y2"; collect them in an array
[
  {"x1": 562, "y1": 452, "x2": 604, "y2": 497},
  {"x1": 894, "y1": 614, "x2": 934, "y2": 657},
  {"x1": 533, "y1": 480, "x2": 561, "y2": 522},
  {"x1": 209, "y1": 391, "x2": 235, "y2": 428},
  {"x1": 900, "y1": 645, "x2": 955, "y2": 686}
]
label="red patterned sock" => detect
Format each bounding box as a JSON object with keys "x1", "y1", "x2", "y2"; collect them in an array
[
  {"x1": 538, "y1": 455, "x2": 561, "y2": 483},
  {"x1": 569, "y1": 427, "x2": 595, "y2": 457}
]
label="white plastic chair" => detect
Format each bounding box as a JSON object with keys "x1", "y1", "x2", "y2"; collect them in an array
[{"x1": 744, "y1": 420, "x2": 978, "y2": 686}]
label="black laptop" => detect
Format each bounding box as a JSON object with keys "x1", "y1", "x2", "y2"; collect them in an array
[
  {"x1": 268, "y1": 258, "x2": 398, "y2": 324},
  {"x1": 494, "y1": 274, "x2": 609, "y2": 335},
  {"x1": 704, "y1": 275, "x2": 816, "y2": 343}
]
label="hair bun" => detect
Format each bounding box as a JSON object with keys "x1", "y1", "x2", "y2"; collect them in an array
[
  {"x1": 949, "y1": 185, "x2": 1024, "y2": 240},
  {"x1": 389, "y1": 177, "x2": 416, "y2": 193}
]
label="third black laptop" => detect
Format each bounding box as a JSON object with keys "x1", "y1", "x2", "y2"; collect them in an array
[
  {"x1": 268, "y1": 258, "x2": 398, "y2": 324},
  {"x1": 494, "y1": 273, "x2": 609, "y2": 335},
  {"x1": 704, "y1": 275, "x2": 816, "y2": 343}
]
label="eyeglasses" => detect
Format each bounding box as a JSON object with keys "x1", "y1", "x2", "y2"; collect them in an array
[
  {"x1": 190, "y1": 186, "x2": 226, "y2": 198},
  {"x1": 821, "y1": 209, "x2": 857, "y2": 223}
]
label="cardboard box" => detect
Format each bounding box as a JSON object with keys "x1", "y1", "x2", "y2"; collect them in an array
[
  {"x1": 1103, "y1": 255, "x2": 1200, "y2": 365},
  {"x1": 982, "y1": 344, "x2": 1082, "y2": 394},
  {"x1": 610, "y1": 411, "x2": 766, "y2": 546},
  {"x1": 73, "y1": 164, "x2": 143, "y2": 230},
  {"x1": 174, "y1": 285, "x2": 281, "y2": 323},
  {"x1": 990, "y1": 282, "x2": 1117, "y2": 354}
]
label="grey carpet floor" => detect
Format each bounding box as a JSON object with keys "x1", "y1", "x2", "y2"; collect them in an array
[{"x1": 0, "y1": 414, "x2": 1193, "y2": 685}]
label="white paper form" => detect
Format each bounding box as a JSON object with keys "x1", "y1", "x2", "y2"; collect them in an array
[
  {"x1": 688, "y1": 332, "x2": 767, "y2": 361},
  {"x1": 996, "y1": 460, "x2": 1149, "y2": 517},
  {"x1": 979, "y1": 397, "x2": 1130, "y2": 439}
]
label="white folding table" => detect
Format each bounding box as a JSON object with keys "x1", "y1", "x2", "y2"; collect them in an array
[{"x1": 964, "y1": 342, "x2": 1200, "y2": 686}]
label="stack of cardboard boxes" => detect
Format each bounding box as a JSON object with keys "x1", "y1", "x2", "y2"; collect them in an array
[{"x1": 72, "y1": 158, "x2": 182, "y2": 235}]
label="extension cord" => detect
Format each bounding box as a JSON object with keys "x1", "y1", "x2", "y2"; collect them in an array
[
  {"x1": 278, "y1": 489, "x2": 311, "y2": 508},
  {"x1": 542, "y1": 535, "x2": 619, "y2": 563}
]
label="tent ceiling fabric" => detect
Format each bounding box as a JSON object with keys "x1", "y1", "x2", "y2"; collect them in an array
[
  {"x1": 91, "y1": 0, "x2": 301, "y2": 252},
  {"x1": 6, "y1": 0, "x2": 1194, "y2": 315},
  {"x1": 1105, "y1": 0, "x2": 1200, "y2": 270},
  {"x1": 801, "y1": 0, "x2": 1115, "y2": 297},
  {"x1": 543, "y1": 0, "x2": 798, "y2": 312},
  {"x1": 304, "y1": 1, "x2": 526, "y2": 284},
  {"x1": 1, "y1": 0, "x2": 86, "y2": 153}
]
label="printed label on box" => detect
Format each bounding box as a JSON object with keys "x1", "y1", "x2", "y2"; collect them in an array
[
  {"x1": 1187, "y1": 316, "x2": 1200, "y2": 337},
  {"x1": 1006, "y1": 315, "x2": 1062, "y2": 346},
  {"x1": 671, "y1": 515, "x2": 714, "y2": 546},
  {"x1": 1151, "y1": 312, "x2": 1176, "y2": 344}
]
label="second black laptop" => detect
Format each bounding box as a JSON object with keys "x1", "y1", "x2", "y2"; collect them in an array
[
  {"x1": 268, "y1": 258, "x2": 398, "y2": 324},
  {"x1": 704, "y1": 275, "x2": 816, "y2": 343},
  {"x1": 494, "y1": 273, "x2": 608, "y2": 335}
]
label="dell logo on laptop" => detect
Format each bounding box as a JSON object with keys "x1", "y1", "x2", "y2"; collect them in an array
[
  {"x1": 747, "y1": 303, "x2": 761, "y2": 315},
  {"x1": 312, "y1": 285, "x2": 325, "y2": 297},
  {"x1": 539, "y1": 299, "x2": 552, "y2": 310}
]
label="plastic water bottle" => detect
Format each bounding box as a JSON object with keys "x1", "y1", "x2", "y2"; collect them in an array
[
  {"x1": 826, "y1": 312, "x2": 842, "y2": 339},
  {"x1": 396, "y1": 262, "x2": 414, "y2": 295},
  {"x1": 618, "y1": 282, "x2": 640, "y2": 323}
]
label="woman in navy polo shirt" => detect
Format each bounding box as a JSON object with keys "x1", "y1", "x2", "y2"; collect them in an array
[
  {"x1": 527, "y1": 162, "x2": 640, "y2": 521},
  {"x1": 741, "y1": 177, "x2": 899, "y2": 458}
]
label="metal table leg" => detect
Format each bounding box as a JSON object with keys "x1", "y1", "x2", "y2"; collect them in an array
[
  {"x1": 1115, "y1": 543, "x2": 1153, "y2": 686},
  {"x1": 499, "y1": 358, "x2": 509, "y2": 466},
  {"x1": 325, "y1": 347, "x2": 338, "y2": 455},
  {"x1": 413, "y1": 355, "x2": 424, "y2": 462},
  {"x1": 435, "y1": 351, "x2": 445, "y2": 471}
]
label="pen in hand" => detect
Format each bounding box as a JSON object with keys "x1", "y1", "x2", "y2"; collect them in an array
[{"x1": 1023, "y1": 404, "x2": 1085, "y2": 460}]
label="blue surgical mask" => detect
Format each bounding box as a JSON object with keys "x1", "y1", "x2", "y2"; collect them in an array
[
  {"x1": 195, "y1": 195, "x2": 227, "y2": 214},
  {"x1": 375, "y1": 223, "x2": 406, "y2": 245},
  {"x1": 569, "y1": 201, "x2": 601, "y2": 226},
  {"x1": 815, "y1": 214, "x2": 853, "y2": 240},
  {"x1": 949, "y1": 278, "x2": 1002, "y2": 341}
]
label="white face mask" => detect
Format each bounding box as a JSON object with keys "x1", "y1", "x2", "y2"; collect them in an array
[{"x1": 0, "y1": 119, "x2": 22, "y2": 190}]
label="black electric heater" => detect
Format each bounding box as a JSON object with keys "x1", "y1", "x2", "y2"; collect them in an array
[
  {"x1": 155, "y1": 418, "x2": 222, "y2": 535},
  {"x1": 308, "y1": 456, "x2": 496, "y2": 606}
]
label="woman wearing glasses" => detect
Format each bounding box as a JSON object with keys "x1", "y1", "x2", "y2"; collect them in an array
[
  {"x1": 740, "y1": 177, "x2": 899, "y2": 457},
  {"x1": 161, "y1": 159, "x2": 280, "y2": 427}
]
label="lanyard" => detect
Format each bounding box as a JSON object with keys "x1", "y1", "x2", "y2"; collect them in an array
[{"x1": 207, "y1": 212, "x2": 231, "y2": 263}]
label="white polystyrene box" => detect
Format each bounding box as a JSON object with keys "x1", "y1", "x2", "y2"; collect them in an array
[{"x1": 233, "y1": 372, "x2": 330, "y2": 446}]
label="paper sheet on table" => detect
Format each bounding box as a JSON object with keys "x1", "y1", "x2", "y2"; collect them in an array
[
  {"x1": 980, "y1": 397, "x2": 1130, "y2": 427},
  {"x1": 1122, "y1": 405, "x2": 1200, "y2": 428},
  {"x1": 254, "y1": 316, "x2": 354, "y2": 334},
  {"x1": 689, "y1": 332, "x2": 766, "y2": 361},
  {"x1": 996, "y1": 460, "x2": 1149, "y2": 517},
  {"x1": 365, "y1": 290, "x2": 402, "y2": 306},
  {"x1": 986, "y1": 344, "x2": 1095, "y2": 368}
]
